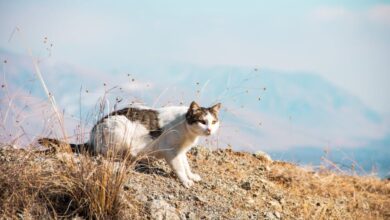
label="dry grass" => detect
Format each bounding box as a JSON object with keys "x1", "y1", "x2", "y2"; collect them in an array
[
  {"x1": 0, "y1": 36, "x2": 144, "y2": 219},
  {"x1": 0, "y1": 42, "x2": 144, "y2": 219},
  {"x1": 1, "y1": 144, "x2": 389, "y2": 219},
  {"x1": 268, "y1": 161, "x2": 390, "y2": 219},
  {"x1": 0, "y1": 146, "x2": 140, "y2": 219}
]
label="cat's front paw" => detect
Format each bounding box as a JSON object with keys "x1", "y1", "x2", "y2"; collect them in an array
[
  {"x1": 181, "y1": 178, "x2": 194, "y2": 188},
  {"x1": 189, "y1": 173, "x2": 202, "y2": 182}
]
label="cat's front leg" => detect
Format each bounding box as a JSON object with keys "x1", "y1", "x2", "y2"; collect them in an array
[
  {"x1": 182, "y1": 153, "x2": 201, "y2": 182},
  {"x1": 165, "y1": 152, "x2": 194, "y2": 188}
]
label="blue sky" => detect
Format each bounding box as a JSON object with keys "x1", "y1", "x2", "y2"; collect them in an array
[
  {"x1": 1, "y1": 1, "x2": 390, "y2": 175},
  {"x1": 1, "y1": 1, "x2": 390, "y2": 152},
  {"x1": 1, "y1": 1, "x2": 389, "y2": 114}
]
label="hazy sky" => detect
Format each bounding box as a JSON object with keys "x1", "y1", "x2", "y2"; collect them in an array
[{"x1": 1, "y1": 0, "x2": 389, "y2": 114}]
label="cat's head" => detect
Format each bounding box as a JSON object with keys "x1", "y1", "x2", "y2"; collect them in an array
[{"x1": 185, "y1": 101, "x2": 221, "y2": 136}]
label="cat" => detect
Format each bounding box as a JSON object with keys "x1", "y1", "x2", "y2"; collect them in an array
[{"x1": 38, "y1": 101, "x2": 221, "y2": 188}]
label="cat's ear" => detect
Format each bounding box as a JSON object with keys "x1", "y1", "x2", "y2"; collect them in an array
[
  {"x1": 189, "y1": 101, "x2": 200, "y2": 111},
  {"x1": 210, "y1": 103, "x2": 221, "y2": 112}
]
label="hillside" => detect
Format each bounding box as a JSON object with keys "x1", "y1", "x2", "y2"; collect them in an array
[{"x1": 1, "y1": 145, "x2": 389, "y2": 219}]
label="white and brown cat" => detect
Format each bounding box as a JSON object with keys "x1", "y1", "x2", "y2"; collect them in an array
[{"x1": 38, "y1": 101, "x2": 221, "y2": 188}]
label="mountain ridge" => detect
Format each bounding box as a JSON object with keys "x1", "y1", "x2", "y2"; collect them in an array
[{"x1": 1, "y1": 49, "x2": 388, "y2": 177}]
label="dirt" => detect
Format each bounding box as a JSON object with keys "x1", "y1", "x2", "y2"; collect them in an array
[
  {"x1": 125, "y1": 147, "x2": 390, "y2": 219},
  {"x1": 1, "y1": 145, "x2": 389, "y2": 219}
]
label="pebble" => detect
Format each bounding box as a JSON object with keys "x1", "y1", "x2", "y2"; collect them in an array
[
  {"x1": 253, "y1": 151, "x2": 273, "y2": 163},
  {"x1": 186, "y1": 212, "x2": 198, "y2": 220},
  {"x1": 264, "y1": 211, "x2": 278, "y2": 220},
  {"x1": 148, "y1": 199, "x2": 180, "y2": 220},
  {"x1": 241, "y1": 181, "x2": 251, "y2": 190},
  {"x1": 193, "y1": 195, "x2": 206, "y2": 202},
  {"x1": 269, "y1": 200, "x2": 282, "y2": 211}
]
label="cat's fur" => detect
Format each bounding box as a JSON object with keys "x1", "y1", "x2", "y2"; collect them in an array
[{"x1": 38, "y1": 101, "x2": 221, "y2": 188}]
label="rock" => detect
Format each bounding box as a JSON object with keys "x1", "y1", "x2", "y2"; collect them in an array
[
  {"x1": 272, "y1": 193, "x2": 284, "y2": 203},
  {"x1": 166, "y1": 194, "x2": 175, "y2": 200},
  {"x1": 253, "y1": 151, "x2": 273, "y2": 163},
  {"x1": 269, "y1": 200, "x2": 282, "y2": 211},
  {"x1": 148, "y1": 199, "x2": 180, "y2": 220},
  {"x1": 0, "y1": 150, "x2": 11, "y2": 162},
  {"x1": 241, "y1": 181, "x2": 252, "y2": 190},
  {"x1": 247, "y1": 198, "x2": 255, "y2": 204},
  {"x1": 190, "y1": 146, "x2": 211, "y2": 159},
  {"x1": 192, "y1": 195, "x2": 206, "y2": 203},
  {"x1": 185, "y1": 212, "x2": 198, "y2": 220},
  {"x1": 274, "y1": 211, "x2": 281, "y2": 219},
  {"x1": 135, "y1": 194, "x2": 148, "y2": 203},
  {"x1": 264, "y1": 211, "x2": 278, "y2": 220}
]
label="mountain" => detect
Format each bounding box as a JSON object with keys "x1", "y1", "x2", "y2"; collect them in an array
[{"x1": 1, "y1": 49, "x2": 389, "y2": 176}]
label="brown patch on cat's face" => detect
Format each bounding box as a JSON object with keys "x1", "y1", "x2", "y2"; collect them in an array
[{"x1": 185, "y1": 101, "x2": 221, "y2": 125}]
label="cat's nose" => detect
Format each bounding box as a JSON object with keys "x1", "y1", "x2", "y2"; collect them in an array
[{"x1": 206, "y1": 128, "x2": 211, "y2": 135}]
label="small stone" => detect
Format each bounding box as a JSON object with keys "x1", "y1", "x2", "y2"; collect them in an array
[
  {"x1": 253, "y1": 151, "x2": 273, "y2": 163},
  {"x1": 273, "y1": 193, "x2": 284, "y2": 202},
  {"x1": 264, "y1": 211, "x2": 277, "y2": 220},
  {"x1": 269, "y1": 200, "x2": 282, "y2": 211},
  {"x1": 148, "y1": 199, "x2": 180, "y2": 220},
  {"x1": 135, "y1": 194, "x2": 148, "y2": 203},
  {"x1": 247, "y1": 198, "x2": 255, "y2": 204},
  {"x1": 186, "y1": 212, "x2": 198, "y2": 220},
  {"x1": 274, "y1": 211, "x2": 281, "y2": 219},
  {"x1": 241, "y1": 181, "x2": 251, "y2": 190},
  {"x1": 193, "y1": 195, "x2": 206, "y2": 202}
]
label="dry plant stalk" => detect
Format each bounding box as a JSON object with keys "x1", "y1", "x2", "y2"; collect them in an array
[{"x1": 10, "y1": 27, "x2": 70, "y2": 152}]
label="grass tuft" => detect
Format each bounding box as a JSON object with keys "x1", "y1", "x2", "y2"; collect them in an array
[{"x1": 0, "y1": 145, "x2": 139, "y2": 219}]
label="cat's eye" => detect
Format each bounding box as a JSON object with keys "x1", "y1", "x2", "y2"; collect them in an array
[
  {"x1": 212, "y1": 120, "x2": 217, "y2": 124},
  {"x1": 198, "y1": 120, "x2": 206, "y2": 125}
]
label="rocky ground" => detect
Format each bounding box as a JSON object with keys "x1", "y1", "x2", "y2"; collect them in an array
[
  {"x1": 1, "y1": 145, "x2": 389, "y2": 219},
  {"x1": 126, "y1": 147, "x2": 390, "y2": 219}
]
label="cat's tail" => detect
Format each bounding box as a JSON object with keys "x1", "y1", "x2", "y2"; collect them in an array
[{"x1": 37, "y1": 137, "x2": 90, "y2": 153}]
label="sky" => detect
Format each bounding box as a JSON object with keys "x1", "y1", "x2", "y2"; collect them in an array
[
  {"x1": 1, "y1": 1, "x2": 390, "y2": 175},
  {"x1": 0, "y1": 1, "x2": 389, "y2": 144},
  {"x1": 0, "y1": 0, "x2": 389, "y2": 114}
]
